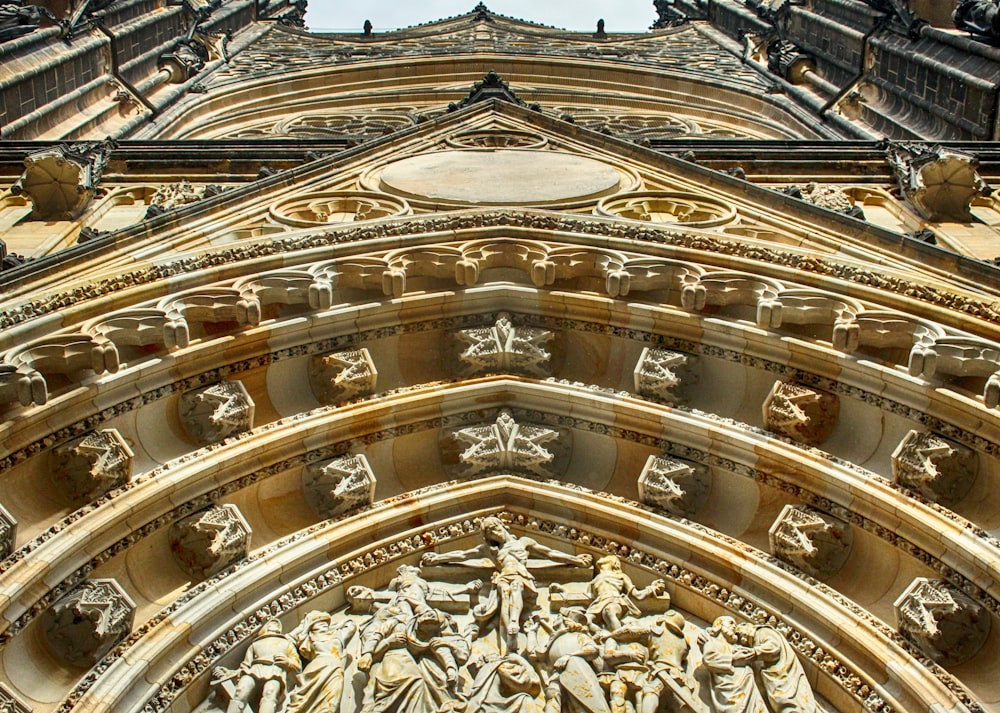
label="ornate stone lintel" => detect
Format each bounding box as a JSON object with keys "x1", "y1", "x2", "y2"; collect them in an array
[
  {"x1": 180, "y1": 380, "x2": 255, "y2": 445},
  {"x1": 169, "y1": 504, "x2": 253, "y2": 579},
  {"x1": 637, "y1": 454, "x2": 709, "y2": 517},
  {"x1": 303, "y1": 454, "x2": 377, "y2": 518},
  {"x1": 42, "y1": 578, "x2": 135, "y2": 667},
  {"x1": 10, "y1": 139, "x2": 116, "y2": 220},
  {"x1": 894, "y1": 578, "x2": 990, "y2": 667},
  {"x1": 0, "y1": 682, "x2": 31, "y2": 713},
  {"x1": 768, "y1": 505, "x2": 852, "y2": 577},
  {"x1": 633, "y1": 347, "x2": 695, "y2": 403},
  {"x1": 52, "y1": 428, "x2": 134, "y2": 503},
  {"x1": 455, "y1": 313, "x2": 552, "y2": 377},
  {"x1": 452, "y1": 409, "x2": 560, "y2": 477},
  {"x1": 891, "y1": 430, "x2": 978, "y2": 504},
  {"x1": 0, "y1": 503, "x2": 17, "y2": 559},
  {"x1": 309, "y1": 349, "x2": 378, "y2": 403},
  {"x1": 762, "y1": 381, "x2": 839, "y2": 446}
]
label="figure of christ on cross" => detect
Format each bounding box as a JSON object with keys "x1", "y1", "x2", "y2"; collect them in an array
[{"x1": 421, "y1": 517, "x2": 592, "y2": 654}]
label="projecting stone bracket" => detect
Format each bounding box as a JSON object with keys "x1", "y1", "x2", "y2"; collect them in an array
[
  {"x1": 309, "y1": 349, "x2": 378, "y2": 403},
  {"x1": 891, "y1": 430, "x2": 977, "y2": 504},
  {"x1": 52, "y1": 428, "x2": 134, "y2": 503},
  {"x1": 180, "y1": 380, "x2": 255, "y2": 445},
  {"x1": 637, "y1": 454, "x2": 710, "y2": 518},
  {"x1": 0, "y1": 503, "x2": 16, "y2": 559},
  {"x1": 450, "y1": 409, "x2": 561, "y2": 477},
  {"x1": 894, "y1": 578, "x2": 990, "y2": 667},
  {"x1": 303, "y1": 454, "x2": 377, "y2": 518},
  {"x1": 455, "y1": 313, "x2": 552, "y2": 377},
  {"x1": 10, "y1": 139, "x2": 116, "y2": 220},
  {"x1": 762, "y1": 381, "x2": 839, "y2": 446},
  {"x1": 768, "y1": 505, "x2": 852, "y2": 578},
  {"x1": 885, "y1": 141, "x2": 990, "y2": 221},
  {"x1": 169, "y1": 504, "x2": 252, "y2": 580},
  {"x1": 42, "y1": 579, "x2": 135, "y2": 667},
  {"x1": 633, "y1": 347, "x2": 696, "y2": 404}
]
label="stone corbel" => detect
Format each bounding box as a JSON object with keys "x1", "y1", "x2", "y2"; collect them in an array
[
  {"x1": 908, "y1": 336, "x2": 1000, "y2": 407},
  {"x1": 10, "y1": 139, "x2": 116, "y2": 220},
  {"x1": 180, "y1": 380, "x2": 255, "y2": 445},
  {"x1": 309, "y1": 348, "x2": 378, "y2": 403},
  {"x1": 849, "y1": 312, "x2": 941, "y2": 357},
  {"x1": 0, "y1": 363, "x2": 46, "y2": 408},
  {"x1": 0, "y1": 503, "x2": 17, "y2": 559},
  {"x1": 884, "y1": 141, "x2": 990, "y2": 221},
  {"x1": 303, "y1": 453, "x2": 377, "y2": 518},
  {"x1": 235, "y1": 271, "x2": 334, "y2": 313},
  {"x1": 894, "y1": 578, "x2": 990, "y2": 667},
  {"x1": 169, "y1": 504, "x2": 252, "y2": 579},
  {"x1": 158, "y1": 288, "x2": 261, "y2": 333},
  {"x1": 52, "y1": 428, "x2": 134, "y2": 503},
  {"x1": 891, "y1": 430, "x2": 978, "y2": 504},
  {"x1": 768, "y1": 505, "x2": 852, "y2": 578},
  {"x1": 451, "y1": 409, "x2": 561, "y2": 477},
  {"x1": 762, "y1": 381, "x2": 840, "y2": 446},
  {"x1": 633, "y1": 347, "x2": 696, "y2": 403},
  {"x1": 3, "y1": 333, "x2": 119, "y2": 406},
  {"x1": 0, "y1": 682, "x2": 31, "y2": 713},
  {"x1": 85, "y1": 307, "x2": 191, "y2": 356},
  {"x1": 42, "y1": 578, "x2": 135, "y2": 667},
  {"x1": 455, "y1": 313, "x2": 552, "y2": 377},
  {"x1": 637, "y1": 454, "x2": 710, "y2": 517},
  {"x1": 680, "y1": 272, "x2": 781, "y2": 312},
  {"x1": 755, "y1": 290, "x2": 861, "y2": 349}
]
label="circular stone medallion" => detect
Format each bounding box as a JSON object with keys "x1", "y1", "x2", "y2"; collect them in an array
[{"x1": 377, "y1": 150, "x2": 623, "y2": 206}]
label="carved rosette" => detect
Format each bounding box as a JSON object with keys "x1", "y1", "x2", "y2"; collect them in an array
[
  {"x1": 0, "y1": 503, "x2": 16, "y2": 559},
  {"x1": 169, "y1": 504, "x2": 253, "y2": 580},
  {"x1": 269, "y1": 191, "x2": 409, "y2": 227},
  {"x1": 303, "y1": 454, "x2": 377, "y2": 518},
  {"x1": 885, "y1": 142, "x2": 989, "y2": 221},
  {"x1": 0, "y1": 683, "x2": 31, "y2": 713},
  {"x1": 455, "y1": 314, "x2": 552, "y2": 377},
  {"x1": 10, "y1": 139, "x2": 115, "y2": 220},
  {"x1": 309, "y1": 349, "x2": 378, "y2": 404},
  {"x1": 180, "y1": 380, "x2": 255, "y2": 445},
  {"x1": 633, "y1": 347, "x2": 695, "y2": 403},
  {"x1": 637, "y1": 455, "x2": 710, "y2": 517},
  {"x1": 768, "y1": 505, "x2": 852, "y2": 578},
  {"x1": 597, "y1": 191, "x2": 737, "y2": 227},
  {"x1": 894, "y1": 578, "x2": 990, "y2": 667},
  {"x1": 52, "y1": 428, "x2": 134, "y2": 503},
  {"x1": 445, "y1": 130, "x2": 547, "y2": 149},
  {"x1": 762, "y1": 382, "x2": 839, "y2": 446},
  {"x1": 452, "y1": 409, "x2": 560, "y2": 477},
  {"x1": 42, "y1": 579, "x2": 135, "y2": 667},
  {"x1": 891, "y1": 430, "x2": 978, "y2": 504}
]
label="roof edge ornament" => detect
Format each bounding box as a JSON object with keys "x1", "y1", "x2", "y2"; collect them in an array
[
  {"x1": 447, "y1": 71, "x2": 541, "y2": 112},
  {"x1": 473, "y1": 2, "x2": 491, "y2": 21}
]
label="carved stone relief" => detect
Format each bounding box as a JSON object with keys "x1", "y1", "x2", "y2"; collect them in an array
[
  {"x1": 309, "y1": 349, "x2": 378, "y2": 404},
  {"x1": 42, "y1": 578, "x2": 135, "y2": 667},
  {"x1": 455, "y1": 314, "x2": 552, "y2": 377},
  {"x1": 451, "y1": 409, "x2": 560, "y2": 477},
  {"x1": 10, "y1": 139, "x2": 116, "y2": 220},
  {"x1": 303, "y1": 454, "x2": 377, "y2": 518},
  {"x1": 0, "y1": 503, "x2": 16, "y2": 559},
  {"x1": 633, "y1": 347, "x2": 696, "y2": 403},
  {"x1": 891, "y1": 430, "x2": 978, "y2": 504},
  {"x1": 193, "y1": 516, "x2": 820, "y2": 713},
  {"x1": 637, "y1": 454, "x2": 710, "y2": 518},
  {"x1": 0, "y1": 683, "x2": 31, "y2": 713},
  {"x1": 169, "y1": 504, "x2": 253, "y2": 580},
  {"x1": 885, "y1": 142, "x2": 990, "y2": 221},
  {"x1": 180, "y1": 380, "x2": 255, "y2": 445},
  {"x1": 52, "y1": 428, "x2": 134, "y2": 503},
  {"x1": 894, "y1": 578, "x2": 991, "y2": 667},
  {"x1": 768, "y1": 505, "x2": 852, "y2": 578},
  {"x1": 597, "y1": 191, "x2": 737, "y2": 228},
  {"x1": 762, "y1": 382, "x2": 839, "y2": 446}
]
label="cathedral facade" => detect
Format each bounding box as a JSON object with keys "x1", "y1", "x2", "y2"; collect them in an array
[{"x1": 1, "y1": 2, "x2": 1000, "y2": 713}]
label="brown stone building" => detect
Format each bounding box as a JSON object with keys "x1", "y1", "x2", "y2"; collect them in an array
[{"x1": 1, "y1": 2, "x2": 1000, "y2": 713}]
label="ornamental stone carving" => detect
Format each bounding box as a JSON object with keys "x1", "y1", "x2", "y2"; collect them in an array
[
  {"x1": 52, "y1": 428, "x2": 134, "y2": 503},
  {"x1": 169, "y1": 504, "x2": 252, "y2": 580},
  {"x1": 633, "y1": 347, "x2": 696, "y2": 403},
  {"x1": 891, "y1": 430, "x2": 978, "y2": 504},
  {"x1": 180, "y1": 380, "x2": 255, "y2": 445},
  {"x1": 885, "y1": 142, "x2": 990, "y2": 221},
  {"x1": 455, "y1": 314, "x2": 552, "y2": 377},
  {"x1": 762, "y1": 382, "x2": 839, "y2": 446},
  {"x1": 42, "y1": 578, "x2": 135, "y2": 667},
  {"x1": 894, "y1": 578, "x2": 991, "y2": 667},
  {"x1": 0, "y1": 503, "x2": 16, "y2": 559},
  {"x1": 637, "y1": 455, "x2": 710, "y2": 517},
  {"x1": 452, "y1": 410, "x2": 560, "y2": 477},
  {"x1": 309, "y1": 349, "x2": 378, "y2": 403},
  {"x1": 145, "y1": 180, "x2": 211, "y2": 218},
  {"x1": 10, "y1": 139, "x2": 116, "y2": 220},
  {"x1": 768, "y1": 505, "x2": 852, "y2": 578},
  {"x1": 0, "y1": 683, "x2": 31, "y2": 713},
  {"x1": 303, "y1": 454, "x2": 377, "y2": 518},
  {"x1": 597, "y1": 191, "x2": 736, "y2": 228}
]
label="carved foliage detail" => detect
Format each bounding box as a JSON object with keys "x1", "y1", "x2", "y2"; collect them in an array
[
  {"x1": 309, "y1": 349, "x2": 378, "y2": 404},
  {"x1": 891, "y1": 430, "x2": 978, "y2": 504},
  {"x1": 169, "y1": 504, "x2": 252, "y2": 580},
  {"x1": 180, "y1": 380, "x2": 255, "y2": 445},
  {"x1": 894, "y1": 578, "x2": 990, "y2": 667},
  {"x1": 455, "y1": 313, "x2": 552, "y2": 376},
  {"x1": 42, "y1": 579, "x2": 135, "y2": 667},
  {"x1": 637, "y1": 454, "x2": 709, "y2": 517},
  {"x1": 0, "y1": 503, "x2": 16, "y2": 559},
  {"x1": 633, "y1": 347, "x2": 695, "y2": 403},
  {"x1": 762, "y1": 382, "x2": 839, "y2": 446},
  {"x1": 52, "y1": 428, "x2": 134, "y2": 503},
  {"x1": 768, "y1": 505, "x2": 852, "y2": 578},
  {"x1": 452, "y1": 409, "x2": 559, "y2": 476},
  {"x1": 303, "y1": 454, "x2": 377, "y2": 518}
]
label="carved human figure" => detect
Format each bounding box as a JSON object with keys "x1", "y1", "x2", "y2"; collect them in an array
[
  {"x1": 637, "y1": 612, "x2": 703, "y2": 713},
  {"x1": 585, "y1": 554, "x2": 666, "y2": 632},
  {"x1": 217, "y1": 619, "x2": 302, "y2": 713},
  {"x1": 358, "y1": 607, "x2": 471, "y2": 713},
  {"x1": 735, "y1": 623, "x2": 816, "y2": 713},
  {"x1": 421, "y1": 516, "x2": 592, "y2": 653},
  {"x1": 599, "y1": 626, "x2": 652, "y2": 713},
  {"x1": 284, "y1": 612, "x2": 357, "y2": 713},
  {"x1": 699, "y1": 617, "x2": 767, "y2": 713},
  {"x1": 538, "y1": 607, "x2": 612, "y2": 713},
  {"x1": 464, "y1": 653, "x2": 543, "y2": 713}
]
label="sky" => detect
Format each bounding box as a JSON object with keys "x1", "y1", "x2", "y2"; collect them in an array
[{"x1": 304, "y1": 0, "x2": 658, "y2": 33}]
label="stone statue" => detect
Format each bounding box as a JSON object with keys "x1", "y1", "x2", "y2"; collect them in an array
[
  {"x1": 585, "y1": 554, "x2": 666, "y2": 631},
  {"x1": 634, "y1": 612, "x2": 703, "y2": 713},
  {"x1": 699, "y1": 617, "x2": 767, "y2": 713},
  {"x1": 735, "y1": 623, "x2": 816, "y2": 713},
  {"x1": 421, "y1": 516, "x2": 592, "y2": 653},
  {"x1": 213, "y1": 619, "x2": 302, "y2": 713},
  {"x1": 284, "y1": 612, "x2": 357, "y2": 713},
  {"x1": 464, "y1": 653, "x2": 543, "y2": 713},
  {"x1": 537, "y1": 607, "x2": 612, "y2": 713}
]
